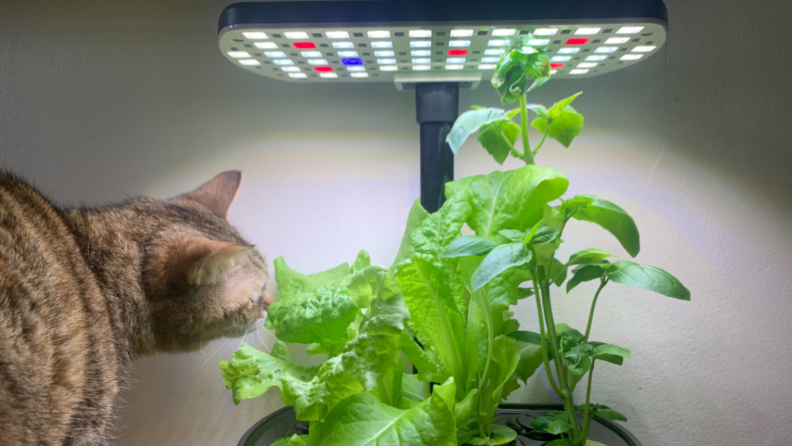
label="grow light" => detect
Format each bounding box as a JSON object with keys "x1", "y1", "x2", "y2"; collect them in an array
[{"x1": 218, "y1": 0, "x2": 668, "y2": 85}]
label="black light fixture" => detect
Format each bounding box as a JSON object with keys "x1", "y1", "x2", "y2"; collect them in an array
[{"x1": 218, "y1": 0, "x2": 668, "y2": 211}]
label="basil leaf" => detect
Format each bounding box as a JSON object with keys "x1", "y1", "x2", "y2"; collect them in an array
[
  {"x1": 606, "y1": 261, "x2": 691, "y2": 301},
  {"x1": 571, "y1": 195, "x2": 641, "y2": 257},
  {"x1": 566, "y1": 265, "x2": 605, "y2": 293},
  {"x1": 443, "y1": 236, "x2": 499, "y2": 258}
]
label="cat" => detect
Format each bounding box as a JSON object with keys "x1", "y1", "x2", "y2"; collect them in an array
[{"x1": 0, "y1": 170, "x2": 271, "y2": 445}]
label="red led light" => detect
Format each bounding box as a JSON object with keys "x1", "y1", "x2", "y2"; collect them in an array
[
  {"x1": 314, "y1": 66, "x2": 333, "y2": 72},
  {"x1": 448, "y1": 49, "x2": 468, "y2": 56},
  {"x1": 565, "y1": 38, "x2": 590, "y2": 45},
  {"x1": 293, "y1": 42, "x2": 316, "y2": 49},
  {"x1": 550, "y1": 63, "x2": 564, "y2": 69}
]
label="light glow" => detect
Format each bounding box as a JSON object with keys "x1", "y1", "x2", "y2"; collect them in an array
[
  {"x1": 342, "y1": 58, "x2": 363, "y2": 65},
  {"x1": 332, "y1": 42, "x2": 355, "y2": 49},
  {"x1": 488, "y1": 39, "x2": 510, "y2": 46},
  {"x1": 337, "y1": 51, "x2": 359, "y2": 57},
  {"x1": 570, "y1": 69, "x2": 589, "y2": 74},
  {"x1": 620, "y1": 54, "x2": 644, "y2": 60},
  {"x1": 534, "y1": 28, "x2": 558, "y2": 36},
  {"x1": 409, "y1": 30, "x2": 432, "y2": 38},
  {"x1": 320, "y1": 72, "x2": 338, "y2": 78},
  {"x1": 300, "y1": 51, "x2": 323, "y2": 58},
  {"x1": 325, "y1": 31, "x2": 349, "y2": 39},
  {"x1": 632, "y1": 45, "x2": 657, "y2": 52},
  {"x1": 374, "y1": 50, "x2": 394, "y2": 57},
  {"x1": 412, "y1": 65, "x2": 431, "y2": 71},
  {"x1": 371, "y1": 41, "x2": 393, "y2": 48},
  {"x1": 412, "y1": 58, "x2": 431, "y2": 64},
  {"x1": 492, "y1": 28, "x2": 516, "y2": 36},
  {"x1": 313, "y1": 66, "x2": 333, "y2": 72},
  {"x1": 242, "y1": 32, "x2": 268, "y2": 39},
  {"x1": 481, "y1": 57, "x2": 500, "y2": 63},
  {"x1": 367, "y1": 30, "x2": 391, "y2": 38},
  {"x1": 605, "y1": 37, "x2": 630, "y2": 44},
  {"x1": 527, "y1": 39, "x2": 550, "y2": 46},
  {"x1": 566, "y1": 38, "x2": 590, "y2": 45},
  {"x1": 558, "y1": 48, "x2": 580, "y2": 54},
  {"x1": 577, "y1": 62, "x2": 597, "y2": 68},
  {"x1": 293, "y1": 42, "x2": 316, "y2": 49},
  {"x1": 550, "y1": 69, "x2": 558, "y2": 75},
  {"x1": 446, "y1": 64, "x2": 464, "y2": 70},
  {"x1": 307, "y1": 59, "x2": 329, "y2": 65},
  {"x1": 484, "y1": 49, "x2": 505, "y2": 55},
  {"x1": 617, "y1": 26, "x2": 645, "y2": 34},
  {"x1": 586, "y1": 55, "x2": 607, "y2": 61},
  {"x1": 380, "y1": 65, "x2": 398, "y2": 71},
  {"x1": 264, "y1": 51, "x2": 286, "y2": 58},
  {"x1": 273, "y1": 59, "x2": 294, "y2": 65},
  {"x1": 254, "y1": 42, "x2": 278, "y2": 49},
  {"x1": 289, "y1": 73, "x2": 307, "y2": 78},
  {"x1": 595, "y1": 46, "x2": 618, "y2": 53},
  {"x1": 551, "y1": 56, "x2": 571, "y2": 62},
  {"x1": 410, "y1": 40, "x2": 432, "y2": 48},
  {"x1": 284, "y1": 32, "x2": 309, "y2": 39},
  {"x1": 281, "y1": 66, "x2": 301, "y2": 72},
  {"x1": 575, "y1": 27, "x2": 602, "y2": 35},
  {"x1": 448, "y1": 49, "x2": 468, "y2": 56},
  {"x1": 451, "y1": 29, "x2": 474, "y2": 37},
  {"x1": 446, "y1": 57, "x2": 466, "y2": 64},
  {"x1": 351, "y1": 72, "x2": 369, "y2": 78},
  {"x1": 227, "y1": 51, "x2": 250, "y2": 58},
  {"x1": 411, "y1": 50, "x2": 431, "y2": 56},
  {"x1": 449, "y1": 40, "x2": 471, "y2": 47},
  {"x1": 239, "y1": 59, "x2": 260, "y2": 66},
  {"x1": 550, "y1": 63, "x2": 564, "y2": 69},
  {"x1": 377, "y1": 58, "x2": 397, "y2": 64},
  {"x1": 347, "y1": 66, "x2": 366, "y2": 72},
  {"x1": 478, "y1": 64, "x2": 496, "y2": 69}
]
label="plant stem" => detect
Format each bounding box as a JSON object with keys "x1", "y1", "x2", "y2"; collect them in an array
[
  {"x1": 580, "y1": 361, "x2": 596, "y2": 441},
  {"x1": 532, "y1": 125, "x2": 551, "y2": 156},
  {"x1": 531, "y1": 268, "x2": 561, "y2": 395},
  {"x1": 583, "y1": 279, "x2": 607, "y2": 342},
  {"x1": 519, "y1": 96, "x2": 534, "y2": 165}
]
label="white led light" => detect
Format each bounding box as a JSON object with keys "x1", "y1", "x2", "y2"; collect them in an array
[
  {"x1": 332, "y1": 42, "x2": 355, "y2": 49},
  {"x1": 411, "y1": 50, "x2": 431, "y2": 56},
  {"x1": 410, "y1": 41, "x2": 432, "y2": 48},
  {"x1": 595, "y1": 46, "x2": 619, "y2": 53},
  {"x1": 446, "y1": 64, "x2": 464, "y2": 70},
  {"x1": 632, "y1": 45, "x2": 657, "y2": 53},
  {"x1": 239, "y1": 59, "x2": 260, "y2": 66},
  {"x1": 451, "y1": 29, "x2": 474, "y2": 37},
  {"x1": 605, "y1": 37, "x2": 630, "y2": 44},
  {"x1": 488, "y1": 39, "x2": 510, "y2": 46},
  {"x1": 409, "y1": 30, "x2": 432, "y2": 38},
  {"x1": 254, "y1": 42, "x2": 278, "y2": 49},
  {"x1": 550, "y1": 69, "x2": 558, "y2": 75},
  {"x1": 412, "y1": 58, "x2": 431, "y2": 64},
  {"x1": 307, "y1": 59, "x2": 328, "y2": 65},
  {"x1": 351, "y1": 72, "x2": 369, "y2": 78},
  {"x1": 242, "y1": 32, "x2": 268, "y2": 39},
  {"x1": 273, "y1": 59, "x2": 294, "y2": 65},
  {"x1": 289, "y1": 73, "x2": 307, "y2": 78},
  {"x1": 586, "y1": 55, "x2": 607, "y2": 61},
  {"x1": 337, "y1": 51, "x2": 359, "y2": 57},
  {"x1": 281, "y1": 66, "x2": 301, "y2": 72},
  {"x1": 378, "y1": 58, "x2": 397, "y2": 64},
  {"x1": 577, "y1": 62, "x2": 597, "y2": 68},
  {"x1": 527, "y1": 39, "x2": 550, "y2": 46},
  {"x1": 481, "y1": 57, "x2": 500, "y2": 63},
  {"x1": 558, "y1": 48, "x2": 580, "y2": 54},
  {"x1": 320, "y1": 72, "x2": 339, "y2": 78},
  {"x1": 413, "y1": 65, "x2": 431, "y2": 71},
  {"x1": 492, "y1": 28, "x2": 516, "y2": 36},
  {"x1": 374, "y1": 51, "x2": 394, "y2": 57},
  {"x1": 368, "y1": 30, "x2": 390, "y2": 38},
  {"x1": 325, "y1": 31, "x2": 349, "y2": 39},
  {"x1": 265, "y1": 51, "x2": 286, "y2": 58},
  {"x1": 371, "y1": 41, "x2": 393, "y2": 48},
  {"x1": 534, "y1": 28, "x2": 558, "y2": 36},
  {"x1": 620, "y1": 54, "x2": 644, "y2": 60},
  {"x1": 380, "y1": 65, "x2": 398, "y2": 71},
  {"x1": 575, "y1": 27, "x2": 602, "y2": 35},
  {"x1": 570, "y1": 69, "x2": 589, "y2": 74},
  {"x1": 284, "y1": 32, "x2": 309, "y2": 39},
  {"x1": 446, "y1": 57, "x2": 466, "y2": 64},
  {"x1": 449, "y1": 40, "x2": 471, "y2": 47},
  {"x1": 347, "y1": 66, "x2": 366, "y2": 72},
  {"x1": 478, "y1": 64, "x2": 496, "y2": 69},
  {"x1": 551, "y1": 56, "x2": 571, "y2": 62},
  {"x1": 300, "y1": 51, "x2": 322, "y2": 58},
  {"x1": 228, "y1": 51, "x2": 251, "y2": 58},
  {"x1": 484, "y1": 49, "x2": 505, "y2": 56},
  {"x1": 617, "y1": 26, "x2": 645, "y2": 34}
]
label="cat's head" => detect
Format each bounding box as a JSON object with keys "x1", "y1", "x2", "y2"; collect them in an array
[{"x1": 142, "y1": 171, "x2": 271, "y2": 353}]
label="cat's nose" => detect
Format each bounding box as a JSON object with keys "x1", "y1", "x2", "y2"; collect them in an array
[{"x1": 261, "y1": 290, "x2": 273, "y2": 309}]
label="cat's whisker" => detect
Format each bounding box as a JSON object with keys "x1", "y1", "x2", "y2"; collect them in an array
[
  {"x1": 237, "y1": 327, "x2": 252, "y2": 351},
  {"x1": 198, "y1": 340, "x2": 226, "y2": 370}
]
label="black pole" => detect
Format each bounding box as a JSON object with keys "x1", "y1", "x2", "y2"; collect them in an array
[{"x1": 415, "y1": 83, "x2": 459, "y2": 213}]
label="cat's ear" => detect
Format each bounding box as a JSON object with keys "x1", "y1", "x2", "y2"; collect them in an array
[
  {"x1": 179, "y1": 170, "x2": 241, "y2": 219},
  {"x1": 164, "y1": 236, "x2": 253, "y2": 287}
]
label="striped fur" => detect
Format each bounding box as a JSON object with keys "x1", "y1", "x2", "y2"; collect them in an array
[{"x1": 0, "y1": 171, "x2": 270, "y2": 445}]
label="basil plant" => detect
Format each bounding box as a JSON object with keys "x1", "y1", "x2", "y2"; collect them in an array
[{"x1": 219, "y1": 38, "x2": 690, "y2": 446}]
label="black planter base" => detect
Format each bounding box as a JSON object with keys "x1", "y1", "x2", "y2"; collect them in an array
[{"x1": 238, "y1": 404, "x2": 642, "y2": 446}]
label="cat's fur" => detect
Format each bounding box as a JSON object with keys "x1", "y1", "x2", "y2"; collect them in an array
[{"x1": 0, "y1": 171, "x2": 271, "y2": 445}]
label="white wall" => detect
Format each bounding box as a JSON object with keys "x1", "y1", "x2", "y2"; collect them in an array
[{"x1": 1, "y1": 0, "x2": 791, "y2": 444}]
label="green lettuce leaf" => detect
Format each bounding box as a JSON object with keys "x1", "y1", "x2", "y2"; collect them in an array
[{"x1": 391, "y1": 199, "x2": 431, "y2": 271}]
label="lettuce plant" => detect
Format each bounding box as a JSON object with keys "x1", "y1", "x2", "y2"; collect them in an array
[{"x1": 220, "y1": 38, "x2": 689, "y2": 446}]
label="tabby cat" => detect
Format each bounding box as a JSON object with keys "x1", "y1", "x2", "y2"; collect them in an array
[{"x1": 0, "y1": 170, "x2": 271, "y2": 445}]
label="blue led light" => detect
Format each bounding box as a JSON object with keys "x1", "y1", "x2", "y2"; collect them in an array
[{"x1": 342, "y1": 58, "x2": 363, "y2": 66}]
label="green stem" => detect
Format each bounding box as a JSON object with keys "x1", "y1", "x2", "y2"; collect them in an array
[
  {"x1": 532, "y1": 125, "x2": 551, "y2": 156},
  {"x1": 580, "y1": 361, "x2": 596, "y2": 441},
  {"x1": 583, "y1": 279, "x2": 608, "y2": 342},
  {"x1": 531, "y1": 268, "x2": 561, "y2": 395},
  {"x1": 519, "y1": 96, "x2": 534, "y2": 165}
]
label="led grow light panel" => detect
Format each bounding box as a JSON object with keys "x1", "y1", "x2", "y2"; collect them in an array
[{"x1": 220, "y1": 22, "x2": 666, "y2": 84}]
